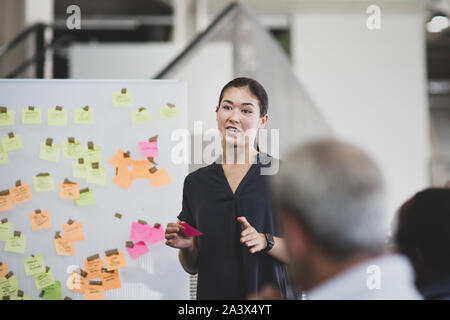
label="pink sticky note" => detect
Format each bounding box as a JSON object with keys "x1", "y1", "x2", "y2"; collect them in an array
[
  {"x1": 130, "y1": 222, "x2": 152, "y2": 242},
  {"x1": 138, "y1": 141, "x2": 159, "y2": 158},
  {"x1": 178, "y1": 222, "x2": 203, "y2": 237},
  {"x1": 147, "y1": 226, "x2": 165, "y2": 245},
  {"x1": 126, "y1": 241, "x2": 149, "y2": 259}
]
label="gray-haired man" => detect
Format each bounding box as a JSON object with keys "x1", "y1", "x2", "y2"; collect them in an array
[{"x1": 272, "y1": 139, "x2": 421, "y2": 300}]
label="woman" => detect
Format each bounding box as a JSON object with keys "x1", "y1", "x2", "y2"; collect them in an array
[{"x1": 165, "y1": 77, "x2": 295, "y2": 300}]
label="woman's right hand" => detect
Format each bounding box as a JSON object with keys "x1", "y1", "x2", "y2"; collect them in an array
[{"x1": 165, "y1": 221, "x2": 194, "y2": 249}]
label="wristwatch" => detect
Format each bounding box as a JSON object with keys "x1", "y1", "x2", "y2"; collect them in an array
[{"x1": 262, "y1": 233, "x2": 274, "y2": 253}]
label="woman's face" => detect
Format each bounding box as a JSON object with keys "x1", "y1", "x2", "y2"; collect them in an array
[{"x1": 216, "y1": 86, "x2": 268, "y2": 148}]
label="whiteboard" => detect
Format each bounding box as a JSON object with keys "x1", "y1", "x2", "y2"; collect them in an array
[{"x1": 0, "y1": 79, "x2": 189, "y2": 300}]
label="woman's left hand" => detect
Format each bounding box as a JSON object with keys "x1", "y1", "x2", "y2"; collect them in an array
[{"x1": 237, "y1": 216, "x2": 267, "y2": 254}]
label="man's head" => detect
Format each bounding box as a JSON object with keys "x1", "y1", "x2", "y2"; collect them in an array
[{"x1": 272, "y1": 139, "x2": 388, "y2": 291}]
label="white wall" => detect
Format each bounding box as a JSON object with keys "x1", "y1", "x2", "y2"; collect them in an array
[{"x1": 291, "y1": 2, "x2": 430, "y2": 226}]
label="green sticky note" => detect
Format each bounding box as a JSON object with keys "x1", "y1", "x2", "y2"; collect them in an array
[
  {"x1": 62, "y1": 140, "x2": 84, "y2": 159},
  {"x1": 48, "y1": 108, "x2": 67, "y2": 126},
  {"x1": 22, "y1": 108, "x2": 42, "y2": 124},
  {"x1": 74, "y1": 107, "x2": 94, "y2": 124},
  {"x1": 0, "y1": 145, "x2": 8, "y2": 164},
  {"x1": 0, "y1": 221, "x2": 13, "y2": 241},
  {"x1": 1, "y1": 135, "x2": 22, "y2": 152},
  {"x1": 0, "y1": 110, "x2": 14, "y2": 126},
  {"x1": 41, "y1": 280, "x2": 62, "y2": 300},
  {"x1": 86, "y1": 166, "x2": 106, "y2": 185},
  {"x1": 84, "y1": 146, "x2": 102, "y2": 163},
  {"x1": 10, "y1": 293, "x2": 31, "y2": 300},
  {"x1": 72, "y1": 161, "x2": 87, "y2": 179},
  {"x1": 160, "y1": 104, "x2": 179, "y2": 119},
  {"x1": 34, "y1": 268, "x2": 55, "y2": 289},
  {"x1": 0, "y1": 274, "x2": 19, "y2": 296},
  {"x1": 32, "y1": 174, "x2": 54, "y2": 192},
  {"x1": 39, "y1": 142, "x2": 60, "y2": 162},
  {"x1": 4, "y1": 234, "x2": 26, "y2": 254},
  {"x1": 113, "y1": 90, "x2": 132, "y2": 107},
  {"x1": 76, "y1": 189, "x2": 97, "y2": 206},
  {"x1": 23, "y1": 254, "x2": 46, "y2": 276},
  {"x1": 132, "y1": 108, "x2": 151, "y2": 124}
]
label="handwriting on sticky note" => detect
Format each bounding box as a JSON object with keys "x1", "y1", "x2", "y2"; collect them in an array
[
  {"x1": 0, "y1": 221, "x2": 13, "y2": 241},
  {"x1": 160, "y1": 104, "x2": 179, "y2": 119},
  {"x1": 132, "y1": 108, "x2": 151, "y2": 124},
  {"x1": 39, "y1": 142, "x2": 60, "y2": 162},
  {"x1": 138, "y1": 141, "x2": 159, "y2": 158},
  {"x1": 130, "y1": 222, "x2": 151, "y2": 242},
  {"x1": 0, "y1": 274, "x2": 18, "y2": 296},
  {"x1": 148, "y1": 225, "x2": 165, "y2": 245},
  {"x1": 126, "y1": 241, "x2": 149, "y2": 259},
  {"x1": 72, "y1": 160, "x2": 87, "y2": 179},
  {"x1": 10, "y1": 183, "x2": 33, "y2": 204},
  {"x1": 0, "y1": 146, "x2": 8, "y2": 164},
  {"x1": 22, "y1": 107, "x2": 42, "y2": 124},
  {"x1": 86, "y1": 166, "x2": 106, "y2": 185},
  {"x1": 76, "y1": 188, "x2": 96, "y2": 206},
  {"x1": 47, "y1": 108, "x2": 67, "y2": 126},
  {"x1": 0, "y1": 191, "x2": 14, "y2": 212},
  {"x1": 113, "y1": 90, "x2": 132, "y2": 107},
  {"x1": 179, "y1": 221, "x2": 203, "y2": 237},
  {"x1": 29, "y1": 210, "x2": 52, "y2": 230},
  {"x1": 4, "y1": 234, "x2": 26, "y2": 253},
  {"x1": 54, "y1": 237, "x2": 75, "y2": 256},
  {"x1": 84, "y1": 145, "x2": 102, "y2": 163},
  {"x1": 84, "y1": 282, "x2": 104, "y2": 300},
  {"x1": 23, "y1": 254, "x2": 46, "y2": 276},
  {"x1": 74, "y1": 107, "x2": 94, "y2": 125},
  {"x1": 104, "y1": 251, "x2": 126, "y2": 270},
  {"x1": 63, "y1": 140, "x2": 84, "y2": 159},
  {"x1": 67, "y1": 271, "x2": 87, "y2": 294},
  {"x1": 32, "y1": 174, "x2": 54, "y2": 192},
  {"x1": 59, "y1": 182, "x2": 80, "y2": 199},
  {"x1": 148, "y1": 167, "x2": 171, "y2": 188},
  {"x1": 101, "y1": 269, "x2": 121, "y2": 290},
  {"x1": 84, "y1": 256, "x2": 103, "y2": 279},
  {"x1": 0, "y1": 109, "x2": 15, "y2": 126},
  {"x1": 113, "y1": 166, "x2": 134, "y2": 190},
  {"x1": 63, "y1": 221, "x2": 85, "y2": 242},
  {"x1": 34, "y1": 267, "x2": 56, "y2": 289},
  {"x1": 1, "y1": 134, "x2": 22, "y2": 152}
]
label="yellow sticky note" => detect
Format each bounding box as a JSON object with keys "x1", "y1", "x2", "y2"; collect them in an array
[
  {"x1": 0, "y1": 221, "x2": 13, "y2": 241},
  {"x1": 4, "y1": 234, "x2": 26, "y2": 254},
  {"x1": 160, "y1": 104, "x2": 179, "y2": 119},
  {"x1": 131, "y1": 108, "x2": 151, "y2": 124},
  {"x1": 0, "y1": 274, "x2": 18, "y2": 296},
  {"x1": 113, "y1": 90, "x2": 132, "y2": 107},
  {"x1": 34, "y1": 267, "x2": 55, "y2": 289},
  {"x1": 74, "y1": 107, "x2": 94, "y2": 125},
  {"x1": 84, "y1": 146, "x2": 102, "y2": 163},
  {"x1": 32, "y1": 174, "x2": 54, "y2": 192},
  {"x1": 86, "y1": 166, "x2": 106, "y2": 185},
  {"x1": 47, "y1": 108, "x2": 67, "y2": 126},
  {"x1": 62, "y1": 139, "x2": 84, "y2": 159},
  {"x1": 22, "y1": 108, "x2": 42, "y2": 124},
  {"x1": 76, "y1": 188, "x2": 97, "y2": 206},
  {"x1": 1, "y1": 135, "x2": 22, "y2": 152},
  {"x1": 0, "y1": 109, "x2": 14, "y2": 126},
  {"x1": 39, "y1": 142, "x2": 60, "y2": 162},
  {"x1": 23, "y1": 254, "x2": 46, "y2": 276},
  {"x1": 0, "y1": 145, "x2": 8, "y2": 164},
  {"x1": 72, "y1": 160, "x2": 87, "y2": 179}
]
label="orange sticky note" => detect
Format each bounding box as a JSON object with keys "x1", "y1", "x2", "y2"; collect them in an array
[
  {"x1": 101, "y1": 269, "x2": 121, "y2": 291},
  {"x1": 131, "y1": 160, "x2": 152, "y2": 179},
  {"x1": 112, "y1": 166, "x2": 134, "y2": 190},
  {"x1": 9, "y1": 183, "x2": 33, "y2": 204},
  {"x1": 0, "y1": 192, "x2": 14, "y2": 212},
  {"x1": 0, "y1": 262, "x2": 8, "y2": 277},
  {"x1": 84, "y1": 256, "x2": 103, "y2": 279},
  {"x1": 109, "y1": 149, "x2": 132, "y2": 168},
  {"x1": 84, "y1": 282, "x2": 104, "y2": 300},
  {"x1": 29, "y1": 210, "x2": 52, "y2": 230},
  {"x1": 67, "y1": 271, "x2": 87, "y2": 294},
  {"x1": 59, "y1": 182, "x2": 80, "y2": 199},
  {"x1": 148, "y1": 167, "x2": 171, "y2": 188},
  {"x1": 54, "y1": 237, "x2": 75, "y2": 256},
  {"x1": 63, "y1": 221, "x2": 85, "y2": 242},
  {"x1": 104, "y1": 251, "x2": 127, "y2": 271}
]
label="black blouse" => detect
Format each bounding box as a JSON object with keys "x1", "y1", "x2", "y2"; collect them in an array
[{"x1": 177, "y1": 153, "x2": 296, "y2": 300}]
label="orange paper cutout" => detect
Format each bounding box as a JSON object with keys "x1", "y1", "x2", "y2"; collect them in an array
[
  {"x1": 67, "y1": 272, "x2": 87, "y2": 294},
  {"x1": 104, "y1": 251, "x2": 127, "y2": 271},
  {"x1": 148, "y1": 167, "x2": 171, "y2": 188},
  {"x1": 62, "y1": 221, "x2": 85, "y2": 242},
  {"x1": 84, "y1": 283, "x2": 104, "y2": 300},
  {"x1": 29, "y1": 210, "x2": 52, "y2": 230},
  {"x1": 130, "y1": 160, "x2": 152, "y2": 179},
  {"x1": 112, "y1": 166, "x2": 134, "y2": 190},
  {"x1": 9, "y1": 183, "x2": 33, "y2": 204},
  {"x1": 0, "y1": 262, "x2": 8, "y2": 277},
  {"x1": 59, "y1": 182, "x2": 80, "y2": 199},
  {"x1": 54, "y1": 237, "x2": 75, "y2": 256},
  {"x1": 101, "y1": 269, "x2": 121, "y2": 291},
  {"x1": 84, "y1": 258, "x2": 103, "y2": 279},
  {"x1": 109, "y1": 149, "x2": 132, "y2": 168},
  {"x1": 0, "y1": 193, "x2": 14, "y2": 212}
]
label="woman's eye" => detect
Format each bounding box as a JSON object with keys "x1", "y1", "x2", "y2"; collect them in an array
[
  {"x1": 242, "y1": 109, "x2": 252, "y2": 114},
  {"x1": 223, "y1": 105, "x2": 232, "y2": 110}
]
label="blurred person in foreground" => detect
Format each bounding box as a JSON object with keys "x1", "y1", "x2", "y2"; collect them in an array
[
  {"x1": 265, "y1": 139, "x2": 421, "y2": 300},
  {"x1": 394, "y1": 187, "x2": 450, "y2": 300}
]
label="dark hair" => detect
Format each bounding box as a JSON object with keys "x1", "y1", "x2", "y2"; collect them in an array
[
  {"x1": 394, "y1": 188, "x2": 450, "y2": 288},
  {"x1": 218, "y1": 77, "x2": 268, "y2": 117}
]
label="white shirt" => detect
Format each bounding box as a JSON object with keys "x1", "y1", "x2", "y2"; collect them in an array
[{"x1": 306, "y1": 254, "x2": 423, "y2": 300}]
